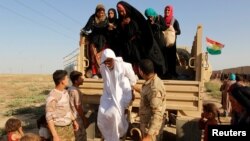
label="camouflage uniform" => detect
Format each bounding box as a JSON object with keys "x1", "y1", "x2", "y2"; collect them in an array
[
  {"x1": 140, "y1": 74, "x2": 167, "y2": 141},
  {"x1": 46, "y1": 89, "x2": 76, "y2": 141}
]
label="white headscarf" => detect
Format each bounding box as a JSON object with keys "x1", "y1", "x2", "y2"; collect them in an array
[
  {"x1": 101, "y1": 48, "x2": 117, "y2": 64},
  {"x1": 100, "y1": 49, "x2": 126, "y2": 115},
  {"x1": 98, "y1": 49, "x2": 137, "y2": 140}
]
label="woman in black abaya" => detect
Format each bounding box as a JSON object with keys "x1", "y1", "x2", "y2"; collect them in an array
[{"x1": 116, "y1": 1, "x2": 166, "y2": 76}]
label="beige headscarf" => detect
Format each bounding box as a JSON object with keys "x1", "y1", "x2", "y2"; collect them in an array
[{"x1": 95, "y1": 4, "x2": 106, "y2": 23}]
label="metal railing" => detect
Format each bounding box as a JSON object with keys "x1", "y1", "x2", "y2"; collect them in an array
[{"x1": 63, "y1": 48, "x2": 79, "y2": 72}]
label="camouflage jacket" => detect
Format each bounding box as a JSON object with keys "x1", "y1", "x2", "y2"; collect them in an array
[{"x1": 139, "y1": 74, "x2": 167, "y2": 136}]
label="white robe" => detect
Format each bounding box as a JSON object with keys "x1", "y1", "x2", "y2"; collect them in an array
[{"x1": 97, "y1": 49, "x2": 137, "y2": 141}]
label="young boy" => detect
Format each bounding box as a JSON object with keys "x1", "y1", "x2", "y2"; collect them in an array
[
  {"x1": 45, "y1": 70, "x2": 79, "y2": 141},
  {"x1": 68, "y1": 71, "x2": 88, "y2": 141}
]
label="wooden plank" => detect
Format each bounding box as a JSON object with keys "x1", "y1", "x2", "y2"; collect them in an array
[
  {"x1": 83, "y1": 78, "x2": 200, "y2": 85},
  {"x1": 133, "y1": 93, "x2": 198, "y2": 100},
  {"x1": 81, "y1": 90, "x2": 102, "y2": 95},
  {"x1": 80, "y1": 89, "x2": 199, "y2": 98},
  {"x1": 81, "y1": 83, "x2": 103, "y2": 89},
  {"x1": 81, "y1": 85, "x2": 199, "y2": 92},
  {"x1": 165, "y1": 85, "x2": 199, "y2": 92},
  {"x1": 166, "y1": 95, "x2": 199, "y2": 101},
  {"x1": 131, "y1": 100, "x2": 198, "y2": 111}
]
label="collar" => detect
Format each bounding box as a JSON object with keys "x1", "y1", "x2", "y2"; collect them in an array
[
  {"x1": 54, "y1": 88, "x2": 67, "y2": 94},
  {"x1": 143, "y1": 74, "x2": 157, "y2": 86}
]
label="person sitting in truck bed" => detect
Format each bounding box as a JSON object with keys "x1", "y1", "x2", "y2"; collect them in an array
[{"x1": 80, "y1": 4, "x2": 108, "y2": 79}]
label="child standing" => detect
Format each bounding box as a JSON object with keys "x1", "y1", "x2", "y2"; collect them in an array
[
  {"x1": 37, "y1": 115, "x2": 52, "y2": 141},
  {"x1": 68, "y1": 71, "x2": 88, "y2": 141},
  {"x1": 5, "y1": 118, "x2": 24, "y2": 141},
  {"x1": 199, "y1": 103, "x2": 220, "y2": 141},
  {"x1": 45, "y1": 70, "x2": 79, "y2": 141}
]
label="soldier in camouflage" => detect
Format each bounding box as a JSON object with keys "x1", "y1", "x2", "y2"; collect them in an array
[{"x1": 138, "y1": 59, "x2": 167, "y2": 141}]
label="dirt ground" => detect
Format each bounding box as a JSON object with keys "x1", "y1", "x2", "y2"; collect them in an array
[
  {"x1": 0, "y1": 75, "x2": 229, "y2": 141},
  {"x1": 0, "y1": 74, "x2": 52, "y2": 140}
]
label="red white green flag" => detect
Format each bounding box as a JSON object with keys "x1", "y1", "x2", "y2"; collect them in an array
[{"x1": 206, "y1": 37, "x2": 225, "y2": 55}]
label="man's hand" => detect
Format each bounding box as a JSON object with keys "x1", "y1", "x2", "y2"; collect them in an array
[
  {"x1": 73, "y1": 120, "x2": 79, "y2": 131},
  {"x1": 132, "y1": 84, "x2": 141, "y2": 93}
]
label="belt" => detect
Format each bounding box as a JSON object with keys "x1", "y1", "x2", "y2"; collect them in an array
[{"x1": 55, "y1": 122, "x2": 72, "y2": 127}]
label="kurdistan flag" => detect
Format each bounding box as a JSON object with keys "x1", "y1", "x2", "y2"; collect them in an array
[{"x1": 206, "y1": 37, "x2": 225, "y2": 55}]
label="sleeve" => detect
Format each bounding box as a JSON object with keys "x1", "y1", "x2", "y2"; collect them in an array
[
  {"x1": 173, "y1": 19, "x2": 181, "y2": 35},
  {"x1": 69, "y1": 89, "x2": 81, "y2": 106},
  {"x1": 147, "y1": 89, "x2": 165, "y2": 135},
  {"x1": 45, "y1": 96, "x2": 56, "y2": 122},
  {"x1": 199, "y1": 118, "x2": 206, "y2": 130},
  {"x1": 80, "y1": 14, "x2": 95, "y2": 36},
  {"x1": 124, "y1": 62, "x2": 137, "y2": 86}
]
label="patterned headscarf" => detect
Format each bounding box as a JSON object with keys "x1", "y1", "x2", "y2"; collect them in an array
[
  {"x1": 95, "y1": 4, "x2": 105, "y2": 14},
  {"x1": 164, "y1": 5, "x2": 173, "y2": 27},
  {"x1": 94, "y1": 4, "x2": 107, "y2": 24}
]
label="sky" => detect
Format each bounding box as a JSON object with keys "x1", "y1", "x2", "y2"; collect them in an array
[{"x1": 0, "y1": 0, "x2": 249, "y2": 74}]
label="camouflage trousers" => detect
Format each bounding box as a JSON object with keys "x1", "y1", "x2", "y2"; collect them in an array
[{"x1": 55, "y1": 124, "x2": 75, "y2": 141}]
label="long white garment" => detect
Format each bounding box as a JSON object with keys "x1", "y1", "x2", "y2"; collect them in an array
[{"x1": 97, "y1": 49, "x2": 137, "y2": 141}]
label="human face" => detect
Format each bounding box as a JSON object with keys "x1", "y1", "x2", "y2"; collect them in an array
[
  {"x1": 117, "y1": 4, "x2": 126, "y2": 17},
  {"x1": 147, "y1": 16, "x2": 154, "y2": 23},
  {"x1": 97, "y1": 10, "x2": 105, "y2": 19},
  {"x1": 104, "y1": 58, "x2": 114, "y2": 70},
  {"x1": 203, "y1": 111, "x2": 214, "y2": 120},
  {"x1": 108, "y1": 10, "x2": 115, "y2": 19},
  {"x1": 165, "y1": 7, "x2": 171, "y2": 17},
  {"x1": 62, "y1": 76, "x2": 69, "y2": 87},
  {"x1": 77, "y1": 75, "x2": 84, "y2": 86}
]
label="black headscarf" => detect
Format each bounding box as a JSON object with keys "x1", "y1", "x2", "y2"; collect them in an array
[
  {"x1": 116, "y1": 1, "x2": 166, "y2": 74},
  {"x1": 116, "y1": 1, "x2": 152, "y2": 45},
  {"x1": 108, "y1": 8, "x2": 117, "y2": 24}
]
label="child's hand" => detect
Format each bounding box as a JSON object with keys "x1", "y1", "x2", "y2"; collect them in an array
[
  {"x1": 18, "y1": 126, "x2": 24, "y2": 136},
  {"x1": 53, "y1": 135, "x2": 61, "y2": 141},
  {"x1": 73, "y1": 120, "x2": 79, "y2": 131},
  {"x1": 83, "y1": 117, "x2": 89, "y2": 128}
]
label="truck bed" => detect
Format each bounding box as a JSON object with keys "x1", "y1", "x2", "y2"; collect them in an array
[{"x1": 79, "y1": 78, "x2": 203, "y2": 116}]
